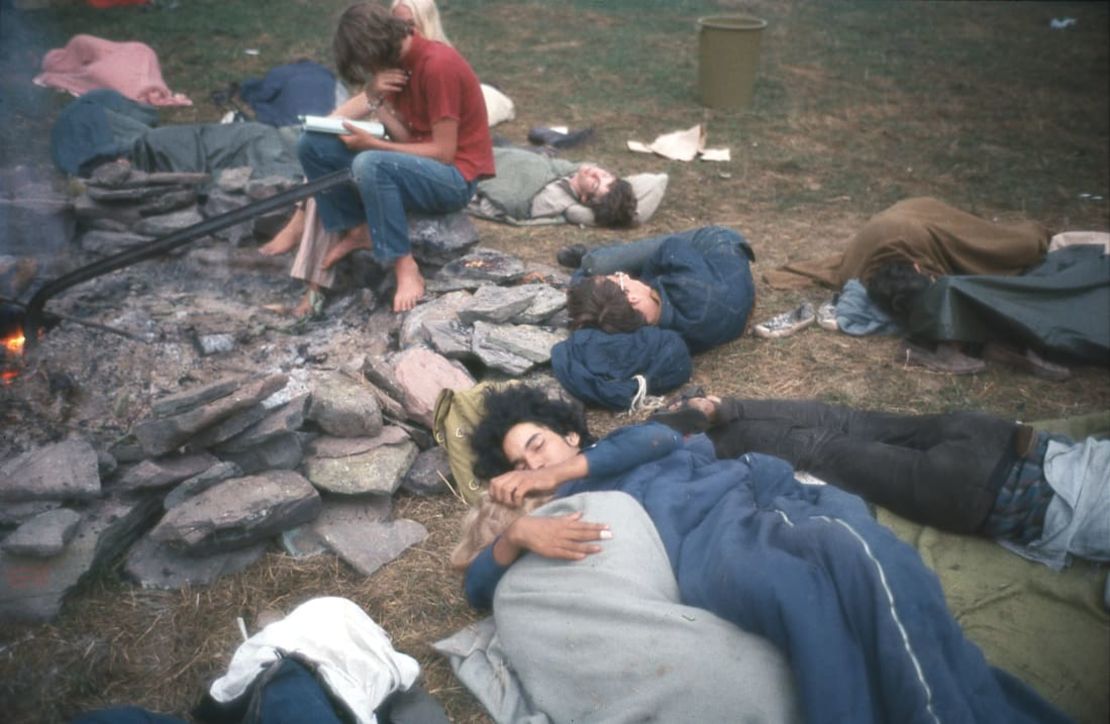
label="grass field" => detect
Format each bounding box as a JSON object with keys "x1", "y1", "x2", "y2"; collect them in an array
[{"x1": 1, "y1": 1, "x2": 1108, "y2": 721}]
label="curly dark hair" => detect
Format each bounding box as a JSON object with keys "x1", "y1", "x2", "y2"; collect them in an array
[
  {"x1": 864, "y1": 262, "x2": 934, "y2": 322},
  {"x1": 565, "y1": 276, "x2": 646, "y2": 333},
  {"x1": 587, "y1": 179, "x2": 637, "y2": 228},
  {"x1": 334, "y1": 3, "x2": 413, "y2": 85},
  {"x1": 471, "y1": 386, "x2": 593, "y2": 479}
]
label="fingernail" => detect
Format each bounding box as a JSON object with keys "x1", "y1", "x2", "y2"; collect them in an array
[{"x1": 599, "y1": 530, "x2": 613, "y2": 540}]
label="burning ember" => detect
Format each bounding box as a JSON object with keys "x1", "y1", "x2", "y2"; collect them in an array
[{"x1": 1, "y1": 307, "x2": 26, "y2": 384}]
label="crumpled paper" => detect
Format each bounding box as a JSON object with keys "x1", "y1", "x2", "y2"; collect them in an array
[{"x1": 627, "y1": 124, "x2": 730, "y2": 162}]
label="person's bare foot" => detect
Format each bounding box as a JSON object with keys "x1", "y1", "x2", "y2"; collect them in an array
[
  {"x1": 291, "y1": 292, "x2": 315, "y2": 319},
  {"x1": 392, "y1": 255, "x2": 425, "y2": 312},
  {"x1": 321, "y1": 225, "x2": 371, "y2": 270},
  {"x1": 259, "y1": 206, "x2": 306, "y2": 256}
]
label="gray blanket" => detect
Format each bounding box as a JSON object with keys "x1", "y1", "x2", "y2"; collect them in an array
[{"x1": 435, "y1": 492, "x2": 799, "y2": 723}]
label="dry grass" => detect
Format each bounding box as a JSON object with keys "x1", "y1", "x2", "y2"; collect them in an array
[{"x1": 1, "y1": 0, "x2": 1108, "y2": 722}]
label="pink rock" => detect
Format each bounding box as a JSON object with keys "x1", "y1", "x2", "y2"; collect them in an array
[{"x1": 391, "y1": 347, "x2": 474, "y2": 428}]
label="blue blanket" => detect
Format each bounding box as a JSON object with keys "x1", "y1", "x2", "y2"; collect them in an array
[{"x1": 559, "y1": 435, "x2": 1068, "y2": 724}]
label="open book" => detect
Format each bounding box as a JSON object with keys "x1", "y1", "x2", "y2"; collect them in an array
[{"x1": 300, "y1": 115, "x2": 386, "y2": 138}]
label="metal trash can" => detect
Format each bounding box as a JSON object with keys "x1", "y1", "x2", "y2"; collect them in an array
[{"x1": 697, "y1": 15, "x2": 768, "y2": 110}]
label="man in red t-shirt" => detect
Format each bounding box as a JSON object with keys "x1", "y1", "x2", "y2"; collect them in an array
[{"x1": 297, "y1": 2, "x2": 494, "y2": 312}]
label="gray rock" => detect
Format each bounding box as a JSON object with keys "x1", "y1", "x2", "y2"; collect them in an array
[
  {"x1": 96, "y1": 450, "x2": 118, "y2": 479},
  {"x1": 323, "y1": 518, "x2": 428, "y2": 577},
  {"x1": 408, "y1": 211, "x2": 480, "y2": 266},
  {"x1": 513, "y1": 283, "x2": 567, "y2": 324},
  {"x1": 164, "y1": 461, "x2": 243, "y2": 510},
  {"x1": 107, "y1": 435, "x2": 146, "y2": 464},
  {"x1": 133, "y1": 374, "x2": 288, "y2": 457},
  {"x1": 424, "y1": 319, "x2": 473, "y2": 359},
  {"x1": 85, "y1": 184, "x2": 164, "y2": 202},
  {"x1": 0, "y1": 439, "x2": 101, "y2": 503},
  {"x1": 73, "y1": 194, "x2": 141, "y2": 225},
  {"x1": 203, "y1": 188, "x2": 252, "y2": 244},
  {"x1": 281, "y1": 495, "x2": 392, "y2": 559},
  {"x1": 2, "y1": 508, "x2": 82, "y2": 558},
  {"x1": 458, "y1": 284, "x2": 539, "y2": 325},
  {"x1": 391, "y1": 347, "x2": 475, "y2": 428},
  {"x1": 427, "y1": 248, "x2": 526, "y2": 292},
  {"x1": 0, "y1": 495, "x2": 162, "y2": 622},
  {"x1": 152, "y1": 377, "x2": 242, "y2": 418},
  {"x1": 0, "y1": 501, "x2": 62, "y2": 528},
  {"x1": 219, "y1": 432, "x2": 304, "y2": 475},
  {"x1": 303, "y1": 438, "x2": 418, "y2": 496},
  {"x1": 216, "y1": 166, "x2": 254, "y2": 192},
  {"x1": 88, "y1": 159, "x2": 133, "y2": 186},
  {"x1": 79, "y1": 230, "x2": 153, "y2": 256},
  {"x1": 245, "y1": 175, "x2": 299, "y2": 200},
  {"x1": 89, "y1": 169, "x2": 209, "y2": 188},
  {"x1": 150, "y1": 470, "x2": 320, "y2": 555},
  {"x1": 471, "y1": 321, "x2": 566, "y2": 374},
  {"x1": 306, "y1": 372, "x2": 383, "y2": 438},
  {"x1": 306, "y1": 427, "x2": 410, "y2": 458},
  {"x1": 132, "y1": 207, "x2": 205, "y2": 237},
  {"x1": 115, "y1": 452, "x2": 220, "y2": 493},
  {"x1": 215, "y1": 396, "x2": 309, "y2": 454},
  {"x1": 138, "y1": 188, "x2": 198, "y2": 217},
  {"x1": 399, "y1": 290, "x2": 472, "y2": 349},
  {"x1": 185, "y1": 404, "x2": 268, "y2": 451},
  {"x1": 470, "y1": 322, "x2": 529, "y2": 375},
  {"x1": 125, "y1": 535, "x2": 266, "y2": 590},
  {"x1": 401, "y1": 447, "x2": 451, "y2": 496}
]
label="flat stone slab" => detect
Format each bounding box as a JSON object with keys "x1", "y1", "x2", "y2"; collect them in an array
[
  {"x1": 306, "y1": 372, "x2": 383, "y2": 438},
  {"x1": 124, "y1": 535, "x2": 267, "y2": 590},
  {"x1": 152, "y1": 377, "x2": 243, "y2": 418},
  {"x1": 399, "y1": 290, "x2": 472, "y2": 349},
  {"x1": 302, "y1": 439, "x2": 418, "y2": 496},
  {"x1": 0, "y1": 439, "x2": 101, "y2": 503},
  {"x1": 163, "y1": 461, "x2": 244, "y2": 510},
  {"x1": 424, "y1": 319, "x2": 473, "y2": 359},
  {"x1": 427, "y1": 248, "x2": 526, "y2": 292},
  {"x1": 281, "y1": 496, "x2": 392, "y2": 559},
  {"x1": 185, "y1": 404, "x2": 268, "y2": 451},
  {"x1": 215, "y1": 396, "x2": 309, "y2": 454},
  {"x1": 458, "y1": 285, "x2": 540, "y2": 325},
  {"x1": 513, "y1": 283, "x2": 567, "y2": 325},
  {"x1": 80, "y1": 230, "x2": 153, "y2": 256},
  {"x1": 149, "y1": 470, "x2": 320, "y2": 555},
  {"x1": 322, "y1": 518, "x2": 428, "y2": 577},
  {"x1": 133, "y1": 374, "x2": 288, "y2": 457},
  {"x1": 0, "y1": 496, "x2": 162, "y2": 622},
  {"x1": 0, "y1": 501, "x2": 62, "y2": 528},
  {"x1": 114, "y1": 452, "x2": 219, "y2": 493},
  {"x1": 132, "y1": 207, "x2": 204, "y2": 237},
  {"x1": 392, "y1": 347, "x2": 475, "y2": 428},
  {"x1": 471, "y1": 321, "x2": 567, "y2": 375},
  {"x1": 305, "y1": 427, "x2": 410, "y2": 458},
  {"x1": 217, "y1": 431, "x2": 304, "y2": 475},
  {"x1": 2, "y1": 508, "x2": 82, "y2": 558}
]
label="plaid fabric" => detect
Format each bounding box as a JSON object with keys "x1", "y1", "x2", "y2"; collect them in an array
[{"x1": 982, "y1": 432, "x2": 1057, "y2": 544}]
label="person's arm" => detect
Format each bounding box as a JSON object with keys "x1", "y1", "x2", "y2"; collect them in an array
[
  {"x1": 463, "y1": 512, "x2": 611, "y2": 609},
  {"x1": 340, "y1": 117, "x2": 458, "y2": 163},
  {"x1": 488, "y1": 423, "x2": 683, "y2": 507}
]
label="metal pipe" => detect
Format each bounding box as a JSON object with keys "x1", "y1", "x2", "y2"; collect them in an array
[{"x1": 23, "y1": 169, "x2": 352, "y2": 347}]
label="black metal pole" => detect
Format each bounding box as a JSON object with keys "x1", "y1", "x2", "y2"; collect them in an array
[{"x1": 23, "y1": 169, "x2": 352, "y2": 348}]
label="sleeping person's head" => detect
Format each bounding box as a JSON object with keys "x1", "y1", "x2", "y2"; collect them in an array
[
  {"x1": 864, "y1": 262, "x2": 935, "y2": 323},
  {"x1": 570, "y1": 165, "x2": 637, "y2": 228},
  {"x1": 471, "y1": 386, "x2": 593, "y2": 479},
  {"x1": 566, "y1": 272, "x2": 661, "y2": 333}
]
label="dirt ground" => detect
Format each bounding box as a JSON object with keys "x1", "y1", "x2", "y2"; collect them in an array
[{"x1": 1, "y1": 1, "x2": 1108, "y2": 722}]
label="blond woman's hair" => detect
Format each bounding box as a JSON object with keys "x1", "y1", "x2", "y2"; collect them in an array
[
  {"x1": 391, "y1": 0, "x2": 453, "y2": 46},
  {"x1": 449, "y1": 493, "x2": 551, "y2": 571}
]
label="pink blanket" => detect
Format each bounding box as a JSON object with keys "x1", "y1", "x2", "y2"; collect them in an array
[{"x1": 34, "y1": 34, "x2": 192, "y2": 108}]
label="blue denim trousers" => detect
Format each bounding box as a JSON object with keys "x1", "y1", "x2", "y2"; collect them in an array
[
  {"x1": 297, "y1": 132, "x2": 477, "y2": 264},
  {"x1": 579, "y1": 225, "x2": 753, "y2": 276}
]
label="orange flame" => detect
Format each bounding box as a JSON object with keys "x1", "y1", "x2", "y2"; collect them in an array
[{"x1": 3, "y1": 332, "x2": 24, "y2": 356}]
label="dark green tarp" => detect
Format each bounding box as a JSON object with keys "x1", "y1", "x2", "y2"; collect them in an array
[{"x1": 908, "y1": 245, "x2": 1110, "y2": 364}]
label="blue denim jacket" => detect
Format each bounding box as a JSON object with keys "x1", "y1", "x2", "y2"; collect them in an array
[{"x1": 640, "y1": 227, "x2": 755, "y2": 353}]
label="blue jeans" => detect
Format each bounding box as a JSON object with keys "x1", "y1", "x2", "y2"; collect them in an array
[
  {"x1": 297, "y1": 132, "x2": 477, "y2": 265},
  {"x1": 579, "y1": 225, "x2": 753, "y2": 277}
]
